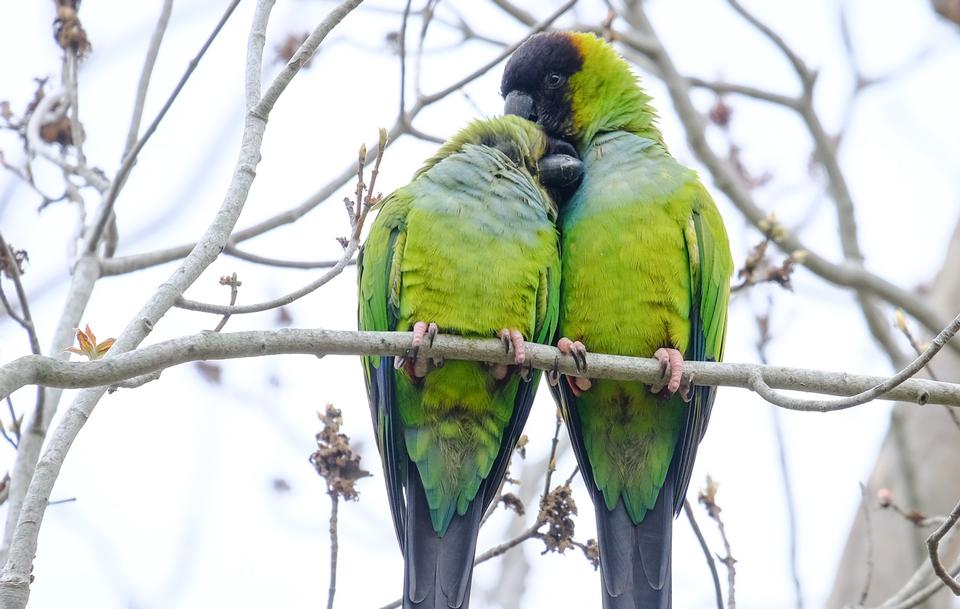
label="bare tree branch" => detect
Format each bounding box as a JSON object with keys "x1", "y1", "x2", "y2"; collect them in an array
[
  {"x1": 0, "y1": 254, "x2": 99, "y2": 565},
  {"x1": 97, "y1": 0, "x2": 578, "y2": 278},
  {"x1": 926, "y1": 498, "x2": 960, "y2": 595},
  {"x1": 699, "y1": 476, "x2": 737, "y2": 609},
  {"x1": 222, "y1": 244, "x2": 352, "y2": 270},
  {"x1": 618, "y1": 2, "x2": 960, "y2": 360},
  {"x1": 1, "y1": 329, "x2": 959, "y2": 408},
  {"x1": 684, "y1": 499, "x2": 724, "y2": 609},
  {"x1": 858, "y1": 483, "x2": 876, "y2": 606},
  {"x1": 82, "y1": 0, "x2": 243, "y2": 255},
  {"x1": 0, "y1": 0, "x2": 246, "y2": 568},
  {"x1": 123, "y1": 0, "x2": 174, "y2": 157},
  {"x1": 749, "y1": 311, "x2": 960, "y2": 410},
  {"x1": 327, "y1": 494, "x2": 340, "y2": 609},
  {"x1": 0, "y1": 2, "x2": 365, "y2": 607}
]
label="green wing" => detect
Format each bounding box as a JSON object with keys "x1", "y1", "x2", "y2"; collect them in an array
[
  {"x1": 359, "y1": 117, "x2": 561, "y2": 538},
  {"x1": 672, "y1": 188, "x2": 731, "y2": 512},
  {"x1": 358, "y1": 190, "x2": 411, "y2": 545}
]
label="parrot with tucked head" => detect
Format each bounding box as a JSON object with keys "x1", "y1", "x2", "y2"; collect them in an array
[
  {"x1": 501, "y1": 32, "x2": 733, "y2": 609},
  {"x1": 358, "y1": 115, "x2": 579, "y2": 609}
]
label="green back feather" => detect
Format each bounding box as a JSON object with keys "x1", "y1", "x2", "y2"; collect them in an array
[
  {"x1": 559, "y1": 130, "x2": 732, "y2": 523},
  {"x1": 359, "y1": 115, "x2": 561, "y2": 534}
]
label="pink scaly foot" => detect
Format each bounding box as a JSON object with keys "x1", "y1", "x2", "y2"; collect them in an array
[
  {"x1": 394, "y1": 321, "x2": 438, "y2": 378},
  {"x1": 557, "y1": 337, "x2": 591, "y2": 396},
  {"x1": 650, "y1": 347, "x2": 684, "y2": 396},
  {"x1": 499, "y1": 328, "x2": 526, "y2": 365},
  {"x1": 492, "y1": 328, "x2": 526, "y2": 380}
]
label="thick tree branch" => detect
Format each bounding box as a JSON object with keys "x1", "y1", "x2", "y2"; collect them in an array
[
  {"x1": 0, "y1": 329, "x2": 958, "y2": 408},
  {"x1": 0, "y1": 255, "x2": 99, "y2": 565},
  {"x1": 0, "y1": 0, "x2": 244, "y2": 570},
  {"x1": 0, "y1": 2, "x2": 365, "y2": 607}
]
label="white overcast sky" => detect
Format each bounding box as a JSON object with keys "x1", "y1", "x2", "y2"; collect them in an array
[{"x1": 1, "y1": 1, "x2": 960, "y2": 608}]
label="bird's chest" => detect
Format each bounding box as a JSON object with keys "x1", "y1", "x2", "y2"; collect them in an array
[{"x1": 558, "y1": 154, "x2": 693, "y2": 356}]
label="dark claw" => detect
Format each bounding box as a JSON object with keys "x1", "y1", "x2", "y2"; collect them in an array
[
  {"x1": 502, "y1": 334, "x2": 512, "y2": 354},
  {"x1": 519, "y1": 363, "x2": 533, "y2": 383},
  {"x1": 570, "y1": 349, "x2": 587, "y2": 372},
  {"x1": 407, "y1": 346, "x2": 420, "y2": 362},
  {"x1": 427, "y1": 323, "x2": 438, "y2": 347},
  {"x1": 547, "y1": 356, "x2": 561, "y2": 386}
]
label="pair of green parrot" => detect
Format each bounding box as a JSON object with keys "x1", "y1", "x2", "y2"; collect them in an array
[{"x1": 359, "y1": 31, "x2": 733, "y2": 609}]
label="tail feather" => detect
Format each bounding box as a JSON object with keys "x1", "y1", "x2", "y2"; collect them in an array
[
  {"x1": 404, "y1": 469, "x2": 482, "y2": 609},
  {"x1": 597, "y1": 469, "x2": 675, "y2": 609}
]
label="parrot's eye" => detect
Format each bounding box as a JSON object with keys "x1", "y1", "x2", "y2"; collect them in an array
[{"x1": 544, "y1": 72, "x2": 564, "y2": 90}]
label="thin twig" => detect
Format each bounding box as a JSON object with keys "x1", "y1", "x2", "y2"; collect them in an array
[
  {"x1": 868, "y1": 560, "x2": 960, "y2": 609},
  {"x1": 729, "y1": 0, "x2": 911, "y2": 369},
  {"x1": 563, "y1": 465, "x2": 580, "y2": 488},
  {"x1": 699, "y1": 478, "x2": 737, "y2": 609},
  {"x1": 0, "y1": 235, "x2": 41, "y2": 357},
  {"x1": 98, "y1": 0, "x2": 578, "y2": 279},
  {"x1": 327, "y1": 494, "x2": 339, "y2": 609},
  {"x1": 223, "y1": 244, "x2": 354, "y2": 270},
  {"x1": 755, "y1": 311, "x2": 803, "y2": 609},
  {"x1": 123, "y1": 0, "x2": 174, "y2": 156},
  {"x1": 418, "y1": 0, "x2": 577, "y2": 107},
  {"x1": 542, "y1": 410, "x2": 564, "y2": 499},
  {"x1": 748, "y1": 311, "x2": 960, "y2": 411},
  {"x1": 64, "y1": 53, "x2": 85, "y2": 166},
  {"x1": 398, "y1": 0, "x2": 413, "y2": 118},
  {"x1": 4, "y1": 398, "x2": 18, "y2": 445},
  {"x1": 726, "y1": 0, "x2": 812, "y2": 87},
  {"x1": 895, "y1": 309, "x2": 960, "y2": 431},
  {"x1": 174, "y1": 128, "x2": 388, "y2": 317},
  {"x1": 82, "y1": 0, "x2": 243, "y2": 254},
  {"x1": 46, "y1": 497, "x2": 76, "y2": 506},
  {"x1": 620, "y1": 1, "x2": 960, "y2": 361},
  {"x1": 474, "y1": 522, "x2": 543, "y2": 564},
  {"x1": 0, "y1": 234, "x2": 45, "y2": 440},
  {"x1": 684, "y1": 499, "x2": 724, "y2": 609},
  {"x1": 925, "y1": 497, "x2": 960, "y2": 595},
  {"x1": 212, "y1": 273, "x2": 241, "y2": 332},
  {"x1": 858, "y1": 483, "x2": 875, "y2": 606}
]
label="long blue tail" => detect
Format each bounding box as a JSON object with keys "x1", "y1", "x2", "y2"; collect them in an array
[
  {"x1": 596, "y1": 468, "x2": 674, "y2": 609},
  {"x1": 402, "y1": 470, "x2": 483, "y2": 609}
]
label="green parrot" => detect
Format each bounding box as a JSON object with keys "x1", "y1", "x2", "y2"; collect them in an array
[
  {"x1": 358, "y1": 115, "x2": 576, "y2": 609},
  {"x1": 501, "y1": 32, "x2": 733, "y2": 609}
]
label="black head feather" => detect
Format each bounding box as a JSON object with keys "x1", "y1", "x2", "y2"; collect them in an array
[{"x1": 501, "y1": 32, "x2": 582, "y2": 140}]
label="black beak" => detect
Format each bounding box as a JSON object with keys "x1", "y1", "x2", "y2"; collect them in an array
[
  {"x1": 537, "y1": 154, "x2": 583, "y2": 188},
  {"x1": 504, "y1": 90, "x2": 537, "y2": 121}
]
